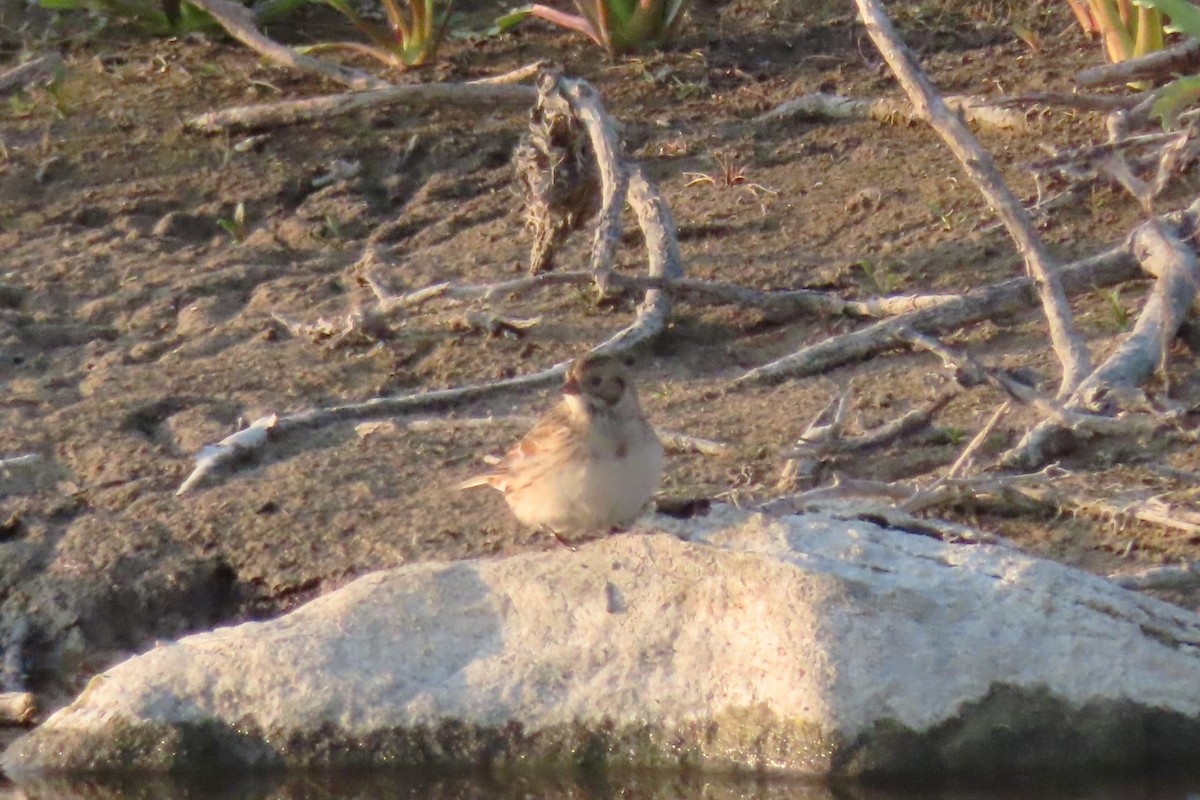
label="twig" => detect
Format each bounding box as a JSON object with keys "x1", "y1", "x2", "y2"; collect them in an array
[
  {"x1": 177, "y1": 414, "x2": 278, "y2": 496},
  {"x1": 853, "y1": 0, "x2": 1090, "y2": 395},
  {"x1": 944, "y1": 401, "x2": 1010, "y2": 480},
  {"x1": 756, "y1": 92, "x2": 1027, "y2": 131},
  {"x1": 0, "y1": 53, "x2": 64, "y2": 93},
  {"x1": 0, "y1": 691, "x2": 35, "y2": 725},
  {"x1": 187, "y1": 0, "x2": 392, "y2": 90},
  {"x1": 1076, "y1": 39, "x2": 1200, "y2": 87},
  {"x1": 781, "y1": 390, "x2": 955, "y2": 457},
  {"x1": 992, "y1": 91, "x2": 1151, "y2": 112},
  {"x1": 899, "y1": 468, "x2": 1058, "y2": 514},
  {"x1": 368, "y1": 269, "x2": 959, "y2": 323},
  {"x1": 899, "y1": 327, "x2": 1165, "y2": 438},
  {"x1": 759, "y1": 485, "x2": 1013, "y2": 546},
  {"x1": 1110, "y1": 563, "x2": 1200, "y2": 591},
  {"x1": 0, "y1": 454, "x2": 41, "y2": 472},
  {"x1": 732, "y1": 241, "x2": 1139, "y2": 387},
  {"x1": 470, "y1": 61, "x2": 548, "y2": 85},
  {"x1": 1019, "y1": 482, "x2": 1200, "y2": 537},
  {"x1": 186, "y1": 82, "x2": 538, "y2": 134},
  {"x1": 559, "y1": 76, "x2": 629, "y2": 288},
  {"x1": 1003, "y1": 212, "x2": 1200, "y2": 468}
]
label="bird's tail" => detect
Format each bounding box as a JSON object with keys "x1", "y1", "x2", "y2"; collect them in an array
[{"x1": 457, "y1": 474, "x2": 496, "y2": 490}]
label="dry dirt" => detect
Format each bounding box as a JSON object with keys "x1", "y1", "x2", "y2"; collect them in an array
[{"x1": 1, "y1": 0, "x2": 1199, "y2": 726}]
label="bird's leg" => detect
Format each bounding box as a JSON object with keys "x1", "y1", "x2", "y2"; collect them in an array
[{"x1": 540, "y1": 525, "x2": 576, "y2": 551}]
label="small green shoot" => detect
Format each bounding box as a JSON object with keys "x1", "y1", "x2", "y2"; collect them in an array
[
  {"x1": 925, "y1": 202, "x2": 954, "y2": 231},
  {"x1": 303, "y1": 0, "x2": 452, "y2": 69},
  {"x1": 503, "y1": 0, "x2": 690, "y2": 55},
  {"x1": 321, "y1": 215, "x2": 342, "y2": 240},
  {"x1": 1100, "y1": 286, "x2": 1130, "y2": 328},
  {"x1": 1132, "y1": 0, "x2": 1200, "y2": 126},
  {"x1": 216, "y1": 202, "x2": 247, "y2": 243},
  {"x1": 855, "y1": 259, "x2": 898, "y2": 295}
]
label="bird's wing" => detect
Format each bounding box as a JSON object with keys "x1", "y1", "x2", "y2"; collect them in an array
[{"x1": 458, "y1": 405, "x2": 578, "y2": 492}]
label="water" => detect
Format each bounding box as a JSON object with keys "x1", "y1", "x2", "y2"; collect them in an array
[{"x1": 3, "y1": 769, "x2": 1200, "y2": 800}]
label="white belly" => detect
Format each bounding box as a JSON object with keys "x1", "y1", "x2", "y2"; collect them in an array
[{"x1": 507, "y1": 434, "x2": 664, "y2": 533}]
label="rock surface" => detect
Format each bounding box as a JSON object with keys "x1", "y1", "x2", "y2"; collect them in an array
[{"x1": 5, "y1": 506, "x2": 1200, "y2": 779}]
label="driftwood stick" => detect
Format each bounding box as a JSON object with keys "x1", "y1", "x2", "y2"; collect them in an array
[
  {"x1": 1003, "y1": 213, "x2": 1200, "y2": 468},
  {"x1": 559, "y1": 77, "x2": 629, "y2": 288},
  {"x1": 1110, "y1": 563, "x2": 1200, "y2": 591},
  {"x1": 0, "y1": 54, "x2": 64, "y2": 93},
  {"x1": 759, "y1": 486, "x2": 1013, "y2": 546},
  {"x1": 187, "y1": 0, "x2": 392, "y2": 90},
  {"x1": 372, "y1": 269, "x2": 959, "y2": 322},
  {"x1": 756, "y1": 91, "x2": 1026, "y2": 131},
  {"x1": 186, "y1": 83, "x2": 538, "y2": 134},
  {"x1": 0, "y1": 691, "x2": 35, "y2": 725},
  {"x1": 853, "y1": 0, "x2": 1091, "y2": 395},
  {"x1": 992, "y1": 91, "x2": 1151, "y2": 112},
  {"x1": 944, "y1": 401, "x2": 1010, "y2": 480},
  {"x1": 733, "y1": 242, "x2": 1139, "y2": 387},
  {"x1": 1076, "y1": 39, "x2": 1200, "y2": 87},
  {"x1": 782, "y1": 391, "x2": 955, "y2": 456}
]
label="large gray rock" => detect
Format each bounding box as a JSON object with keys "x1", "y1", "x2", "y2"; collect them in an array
[{"x1": 5, "y1": 506, "x2": 1200, "y2": 780}]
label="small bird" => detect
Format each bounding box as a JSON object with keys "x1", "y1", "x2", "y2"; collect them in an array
[{"x1": 459, "y1": 353, "x2": 664, "y2": 541}]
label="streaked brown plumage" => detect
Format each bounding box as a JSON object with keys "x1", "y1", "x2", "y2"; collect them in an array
[{"x1": 459, "y1": 354, "x2": 663, "y2": 537}]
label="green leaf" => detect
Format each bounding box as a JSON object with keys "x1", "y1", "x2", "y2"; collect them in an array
[
  {"x1": 1133, "y1": 0, "x2": 1200, "y2": 38},
  {"x1": 1150, "y1": 74, "x2": 1200, "y2": 128},
  {"x1": 493, "y1": 6, "x2": 532, "y2": 31},
  {"x1": 37, "y1": 0, "x2": 86, "y2": 9}
]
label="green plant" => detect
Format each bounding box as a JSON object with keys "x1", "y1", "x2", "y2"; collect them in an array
[
  {"x1": 503, "y1": 0, "x2": 688, "y2": 55},
  {"x1": 1128, "y1": 0, "x2": 1200, "y2": 125},
  {"x1": 1100, "y1": 286, "x2": 1130, "y2": 327},
  {"x1": 925, "y1": 202, "x2": 954, "y2": 231},
  {"x1": 217, "y1": 202, "x2": 247, "y2": 243},
  {"x1": 854, "y1": 259, "x2": 898, "y2": 295},
  {"x1": 1067, "y1": 0, "x2": 1165, "y2": 63},
  {"x1": 36, "y1": 0, "x2": 308, "y2": 35},
  {"x1": 303, "y1": 0, "x2": 451, "y2": 68}
]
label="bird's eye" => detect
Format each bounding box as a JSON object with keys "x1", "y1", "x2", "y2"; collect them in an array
[{"x1": 588, "y1": 375, "x2": 602, "y2": 387}]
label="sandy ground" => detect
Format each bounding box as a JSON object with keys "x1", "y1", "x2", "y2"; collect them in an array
[{"x1": 1, "y1": 0, "x2": 1199, "y2": 733}]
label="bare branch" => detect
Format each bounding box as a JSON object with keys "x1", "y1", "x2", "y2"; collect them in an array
[
  {"x1": 369, "y1": 268, "x2": 959, "y2": 323},
  {"x1": 186, "y1": 83, "x2": 537, "y2": 134},
  {"x1": 944, "y1": 402, "x2": 1011, "y2": 480},
  {"x1": 1076, "y1": 39, "x2": 1200, "y2": 87},
  {"x1": 186, "y1": 0, "x2": 392, "y2": 90},
  {"x1": 559, "y1": 76, "x2": 629, "y2": 287},
  {"x1": 756, "y1": 91, "x2": 1027, "y2": 131},
  {"x1": 733, "y1": 241, "x2": 1139, "y2": 387},
  {"x1": 993, "y1": 91, "x2": 1151, "y2": 112},
  {"x1": 0, "y1": 691, "x2": 35, "y2": 725},
  {"x1": 853, "y1": 0, "x2": 1090, "y2": 394},
  {"x1": 1003, "y1": 213, "x2": 1200, "y2": 468},
  {"x1": 0, "y1": 54, "x2": 63, "y2": 93},
  {"x1": 1110, "y1": 563, "x2": 1200, "y2": 591}
]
